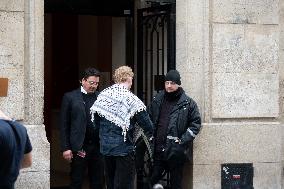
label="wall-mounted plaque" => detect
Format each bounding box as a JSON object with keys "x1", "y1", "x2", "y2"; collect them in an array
[{"x1": 0, "y1": 78, "x2": 8, "y2": 97}]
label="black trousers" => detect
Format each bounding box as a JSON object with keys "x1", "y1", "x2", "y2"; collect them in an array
[
  {"x1": 150, "y1": 153, "x2": 184, "y2": 189},
  {"x1": 70, "y1": 143, "x2": 104, "y2": 189},
  {"x1": 104, "y1": 152, "x2": 135, "y2": 189}
]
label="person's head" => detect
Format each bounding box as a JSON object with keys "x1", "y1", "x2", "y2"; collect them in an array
[
  {"x1": 164, "y1": 70, "x2": 181, "y2": 93},
  {"x1": 113, "y1": 66, "x2": 134, "y2": 90},
  {"x1": 80, "y1": 68, "x2": 100, "y2": 93}
]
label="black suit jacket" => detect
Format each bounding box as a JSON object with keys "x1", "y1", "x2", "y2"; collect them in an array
[{"x1": 59, "y1": 88, "x2": 99, "y2": 152}]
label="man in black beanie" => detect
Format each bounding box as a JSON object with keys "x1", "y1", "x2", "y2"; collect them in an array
[
  {"x1": 148, "y1": 69, "x2": 201, "y2": 189},
  {"x1": 164, "y1": 69, "x2": 181, "y2": 85}
]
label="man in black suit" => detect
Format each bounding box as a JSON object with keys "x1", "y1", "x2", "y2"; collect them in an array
[{"x1": 59, "y1": 68, "x2": 104, "y2": 189}]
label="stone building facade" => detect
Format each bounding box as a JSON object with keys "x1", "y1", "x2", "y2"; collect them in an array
[
  {"x1": 0, "y1": 0, "x2": 283, "y2": 188},
  {"x1": 0, "y1": 0, "x2": 49, "y2": 188},
  {"x1": 176, "y1": 0, "x2": 283, "y2": 188}
]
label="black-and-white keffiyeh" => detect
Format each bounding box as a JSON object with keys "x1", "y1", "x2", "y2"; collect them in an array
[{"x1": 90, "y1": 84, "x2": 146, "y2": 141}]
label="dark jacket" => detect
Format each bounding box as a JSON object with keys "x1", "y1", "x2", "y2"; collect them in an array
[
  {"x1": 147, "y1": 89, "x2": 201, "y2": 161},
  {"x1": 0, "y1": 120, "x2": 32, "y2": 189},
  {"x1": 59, "y1": 88, "x2": 99, "y2": 152},
  {"x1": 97, "y1": 110, "x2": 153, "y2": 156}
]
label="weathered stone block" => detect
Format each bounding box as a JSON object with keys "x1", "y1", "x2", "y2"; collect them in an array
[
  {"x1": 194, "y1": 123, "x2": 282, "y2": 163},
  {"x1": 213, "y1": 0, "x2": 279, "y2": 24},
  {"x1": 213, "y1": 24, "x2": 278, "y2": 74},
  {"x1": 212, "y1": 24, "x2": 278, "y2": 118},
  {"x1": 26, "y1": 125, "x2": 50, "y2": 171},
  {"x1": 0, "y1": 12, "x2": 25, "y2": 119},
  {"x1": 0, "y1": 0, "x2": 24, "y2": 12},
  {"x1": 0, "y1": 68, "x2": 25, "y2": 119},
  {"x1": 192, "y1": 164, "x2": 220, "y2": 189},
  {"x1": 253, "y1": 163, "x2": 282, "y2": 189},
  {"x1": 192, "y1": 162, "x2": 282, "y2": 189},
  {"x1": 16, "y1": 171, "x2": 50, "y2": 189},
  {"x1": 0, "y1": 12, "x2": 24, "y2": 68},
  {"x1": 192, "y1": 123, "x2": 282, "y2": 188},
  {"x1": 15, "y1": 125, "x2": 50, "y2": 189},
  {"x1": 178, "y1": 71, "x2": 203, "y2": 101},
  {"x1": 212, "y1": 73, "x2": 278, "y2": 118}
]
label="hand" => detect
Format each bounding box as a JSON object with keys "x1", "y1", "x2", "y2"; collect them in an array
[
  {"x1": 63, "y1": 150, "x2": 73, "y2": 162},
  {"x1": 175, "y1": 139, "x2": 181, "y2": 144},
  {"x1": 0, "y1": 110, "x2": 12, "y2": 121}
]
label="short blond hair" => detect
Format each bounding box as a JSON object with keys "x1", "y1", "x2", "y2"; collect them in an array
[{"x1": 113, "y1": 66, "x2": 134, "y2": 83}]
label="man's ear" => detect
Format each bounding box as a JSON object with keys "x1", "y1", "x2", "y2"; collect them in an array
[{"x1": 80, "y1": 78, "x2": 86, "y2": 84}]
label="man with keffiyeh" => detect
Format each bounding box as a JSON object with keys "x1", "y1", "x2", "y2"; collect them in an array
[{"x1": 90, "y1": 66, "x2": 153, "y2": 189}]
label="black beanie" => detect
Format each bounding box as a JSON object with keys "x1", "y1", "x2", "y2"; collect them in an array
[{"x1": 165, "y1": 70, "x2": 181, "y2": 85}]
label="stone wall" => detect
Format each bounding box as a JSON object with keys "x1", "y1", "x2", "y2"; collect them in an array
[
  {"x1": 177, "y1": 0, "x2": 282, "y2": 188},
  {"x1": 16, "y1": 125, "x2": 50, "y2": 189},
  {"x1": 279, "y1": 0, "x2": 284, "y2": 188},
  {"x1": 0, "y1": 0, "x2": 25, "y2": 119},
  {"x1": 0, "y1": 0, "x2": 49, "y2": 188}
]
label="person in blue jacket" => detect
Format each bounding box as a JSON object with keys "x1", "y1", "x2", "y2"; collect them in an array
[
  {"x1": 0, "y1": 110, "x2": 32, "y2": 189},
  {"x1": 91, "y1": 66, "x2": 153, "y2": 189}
]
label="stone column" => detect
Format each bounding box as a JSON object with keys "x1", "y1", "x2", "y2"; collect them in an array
[
  {"x1": 23, "y1": 0, "x2": 44, "y2": 125},
  {"x1": 0, "y1": 0, "x2": 49, "y2": 188},
  {"x1": 15, "y1": 0, "x2": 50, "y2": 188},
  {"x1": 279, "y1": 0, "x2": 284, "y2": 188},
  {"x1": 0, "y1": 1, "x2": 25, "y2": 119},
  {"x1": 177, "y1": 0, "x2": 281, "y2": 188}
]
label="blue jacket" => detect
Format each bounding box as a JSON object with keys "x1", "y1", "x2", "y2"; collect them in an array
[
  {"x1": 97, "y1": 110, "x2": 153, "y2": 156},
  {"x1": 0, "y1": 120, "x2": 32, "y2": 189}
]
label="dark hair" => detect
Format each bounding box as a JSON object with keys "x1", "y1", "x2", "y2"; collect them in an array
[{"x1": 80, "y1": 68, "x2": 100, "y2": 80}]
